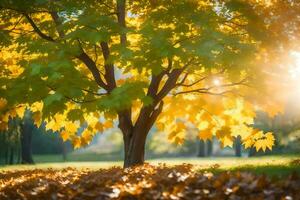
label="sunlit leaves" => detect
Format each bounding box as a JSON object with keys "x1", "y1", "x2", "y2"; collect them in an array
[
  {"x1": 242, "y1": 129, "x2": 275, "y2": 152},
  {"x1": 156, "y1": 95, "x2": 273, "y2": 150},
  {"x1": 1, "y1": 0, "x2": 296, "y2": 152},
  {"x1": 0, "y1": 164, "x2": 299, "y2": 199}
]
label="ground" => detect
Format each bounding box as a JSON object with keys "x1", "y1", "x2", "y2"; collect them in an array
[{"x1": 0, "y1": 155, "x2": 299, "y2": 199}]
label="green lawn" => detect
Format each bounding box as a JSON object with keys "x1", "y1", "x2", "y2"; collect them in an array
[{"x1": 1, "y1": 154, "x2": 299, "y2": 177}]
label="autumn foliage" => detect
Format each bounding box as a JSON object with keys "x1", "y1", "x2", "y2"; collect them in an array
[
  {"x1": 1, "y1": 164, "x2": 299, "y2": 200},
  {"x1": 0, "y1": 0, "x2": 300, "y2": 166}
]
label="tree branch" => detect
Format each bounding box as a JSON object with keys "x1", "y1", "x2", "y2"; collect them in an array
[
  {"x1": 156, "y1": 58, "x2": 195, "y2": 102},
  {"x1": 50, "y1": 11, "x2": 65, "y2": 38},
  {"x1": 100, "y1": 42, "x2": 117, "y2": 92},
  {"x1": 46, "y1": 85, "x2": 99, "y2": 104},
  {"x1": 174, "y1": 77, "x2": 249, "y2": 96},
  {"x1": 117, "y1": 0, "x2": 126, "y2": 45},
  {"x1": 175, "y1": 68, "x2": 226, "y2": 87},
  {"x1": 148, "y1": 101, "x2": 164, "y2": 128},
  {"x1": 76, "y1": 51, "x2": 108, "y2": 90},
  {"x1": 23, "y1": 13, "x2": 55, "y2": 42}
]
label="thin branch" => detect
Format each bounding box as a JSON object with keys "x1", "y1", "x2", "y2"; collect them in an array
[
  {"x1": 80, "y1": 88, "x2": 107, "y2": 96},
  {"x1": 176, "y1": 68, "x2": 226, "y2": 87},
  {"x1": 76, "y1": 51, "x2": 108, "y2": 90},
  {"x1": 156, "y1": 58, "x2": 195, "y2": 102},
  {"x1": 176, "y1": 73, "x2": 189, "y2": 87},
  {"x1": 50, "y1": 11, "x2": 65, "y2": 38},
  {"x1": 23, "y1": 13, "x2": 55, "y2": 42},
  {"x1": 6, "y1": 16, "x2": 23, "y2": 31},
  {"x1": 175, "y1": 89, "x2": 241, "y2": 97},
  {"x1": 174, "y1": 78, "x2": 249, "y2": 96},
  {"x1": 46, "y1": 85, "x2": 100, "y2": 104}
]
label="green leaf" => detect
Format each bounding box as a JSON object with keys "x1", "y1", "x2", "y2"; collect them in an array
[
  {"x1": 43, "y1": 93, "x2": 63, "y2": 106},
  {"x1": 30, "y1": 63, "x2": 42, "y2": 76}
]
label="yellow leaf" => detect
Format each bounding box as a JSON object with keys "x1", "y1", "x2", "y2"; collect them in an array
[
  {"x1": 175, "y1": 121, "x2": 186, "y2": 132},
  {"x1": 46, "y1": 120, "x2": 61, "y2": 132},
  {"x1": 72, "y1": 137, "x2": 81, "y2": 149},
  {"x1": 104, "y1": 112, "x2": 117, "y2": 120},
  {"x1": 94, "y1": 121, "x2": 104, "y2": 132},
  {"x1": 201, "y1": 112, "x2": 212, "y2": 122},
  {"x1": 103, "y1": 120, "x2": 113, "y2": 129},
  {"x1": 65, "y1": 122, "x2": 78, "y2": 133},
  {"x1": 31, "y1": 102, "x2": 43, "y2": 112},
  {"x1": 93, "y1": 112, "x2": 100, "y2": 118},
  {"x1": 32, "y1": 112, "x2": 42, "y2": 127},
  {"x1": 81, "y1": 129, "x2": 93, "y2": 146},
  {"x1": 254, "y1": 132, "x2": 275, "y2": 152},
  {"x1": 174, "y1": 137, "x2": 185, "y2": 145},
  {"x1": 198, "y1": 128, "x2": 213, "y2": 141},
  {"x1": 243, "y1": 138, "x2": 254, "y2": 149},
  {"x1": 15, "y1": 106, "x2": 26, "y2": 118},
  {"x1": 61, "y1": 130, "x2": 70, "y2": 142},
  {"x1": 220, "y1": 136, "x2": 233, "y2": 148},
  {"x1": 215, "y1": 126, "x2": 231, "y2": 139},
  {"x1": 168, "y1": 131, "x2": 178, "y2": 141},
  {"x1": 156, "y1": 122, "x2": 165, "y2": 131}
]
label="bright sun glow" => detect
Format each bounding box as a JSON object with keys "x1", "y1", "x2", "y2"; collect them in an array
[
  {"x1": 285, "y1": 51, "x2": 300, "y2": 105},
  {"x1": 288, "y1": 51, "x2": 300, "y2": 80},
  {"x1": 213, "y1": 78, "x2": 221, "y2": 86}
]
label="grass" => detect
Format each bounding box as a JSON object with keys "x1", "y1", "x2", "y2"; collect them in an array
[{"x1": 0, "y1": 154, "x2": 299, "y2": 177}]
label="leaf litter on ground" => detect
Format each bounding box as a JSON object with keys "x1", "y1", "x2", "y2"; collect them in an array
[{"x1": 0, "y1": 163, "x2": 299, "y2": 200}]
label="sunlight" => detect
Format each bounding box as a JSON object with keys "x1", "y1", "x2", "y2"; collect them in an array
[
  {"x1": 213, "y1": 78, "x2": 221, "y2": 86},
  {"x1": 288, "y1": 51, "x2": 300, "y2": 80},
  {"x1": 287, "y1": 51, "x2": 300, "y2": 100},
  {"x1": 281, "y1": 51, "x2": 300, "y2": 112}
]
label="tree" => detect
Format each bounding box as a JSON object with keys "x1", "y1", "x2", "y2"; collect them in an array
[
  {"x1": 197, "y1": 140, "x2": 213, "y2": 157},
  {"x1": 20, "y1": 111, "x2": 34, "y2": 164},
  {"x1": 234, "y1": 136, "x2": 242, "y2": 157},
  {"x1": 0, "y1": 0, "x2": 299, "y2": 167},
  {"x1": 0, "y1": 118, "x2": 21, "y2": 164}
]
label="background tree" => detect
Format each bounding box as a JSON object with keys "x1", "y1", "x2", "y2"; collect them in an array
[
  {"x1": 20, "y1": 111, "x2": 34, "y2": 164},
  {"x1": 0, "y1": 0, "x2": 299, "y2": 167},
  {"x1": 0, "y1": 118, "x2": 21, "y2": 165}
]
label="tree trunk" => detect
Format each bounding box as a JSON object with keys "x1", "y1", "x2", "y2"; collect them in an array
[
  {"x1": 17, "y1": 147, "x2": 21, "y2": 164},
  {"x1": 206, "y1": 140, "x2": 213, "y2": 156},
  {"x1": 61, "y1": 139, "x2": 67, "y2": 161},
  {"x1": 5, "y1": 146, "x2": 9, "y2": 164},
  {"x1": 248, "y1": 147, "x2": 256, "y2": 157},
  {"x1": 20, "y1": 121, "x2": 34, "y2": 164},
  {"x1": 119, "y1": 104, "x2": 161, "y2": 168},
  {"x1": 197, "y1": 140, "x2": 206, "y2": 157},
  {"x1": 123, "y1": 128, "x2": 148, "y2": 168},
  {"x1": 9, "y1": 147, "x2": 14, "y2": 165},
  {"x1": 235, "y1": 136, "x2": 242, "y2": 157}
]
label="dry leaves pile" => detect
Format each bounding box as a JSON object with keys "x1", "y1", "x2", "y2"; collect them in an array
[{"x1": 0, "y1": 164, "x2": 299, "y2": 200}]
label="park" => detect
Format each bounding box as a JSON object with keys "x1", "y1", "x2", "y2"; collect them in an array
[{"x1": 0, "y1": 0, "x2": 299, "y2": 199}]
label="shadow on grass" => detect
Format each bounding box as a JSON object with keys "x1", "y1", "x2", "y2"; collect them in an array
[{"x1": 200, "y1": 163, "x2": 300, "y2": 177}]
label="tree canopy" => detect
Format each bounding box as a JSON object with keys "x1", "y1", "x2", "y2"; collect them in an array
[{"x1": 0, "y1": 0, "x2": 299, "y2": 166}]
